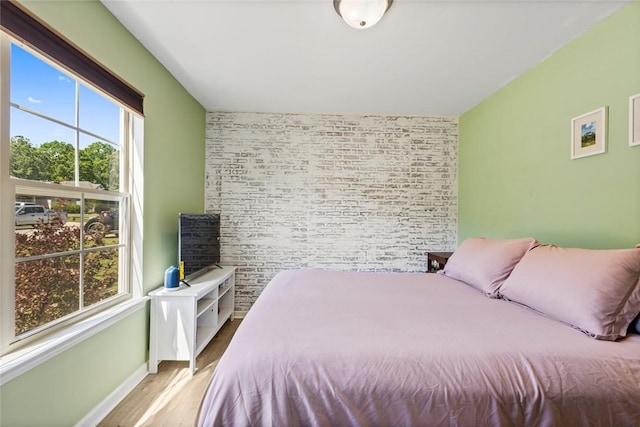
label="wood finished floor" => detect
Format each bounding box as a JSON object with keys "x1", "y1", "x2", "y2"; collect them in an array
[{"x1": 98, "y1": 319, "x2": 241, "y2": 427}]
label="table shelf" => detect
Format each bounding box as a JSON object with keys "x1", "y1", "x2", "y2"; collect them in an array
[{"x1": 149, "y1": 266, "x2": 236, "y2": 374}]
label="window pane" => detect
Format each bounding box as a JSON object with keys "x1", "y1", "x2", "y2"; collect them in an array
[
  {"x1": 83, "y1": 198, "x2": 121, "y2": 246},
  {"x1": 10, "y1": 108, "x2": 76, "y2": 183},
  {"x1": 84, "y1": 248, "x2": 119, "y2": 308},
  {"x1": 80, "y1": 134, "x2": 120, "y2": 191},
  {"x1": 15, "y1": 195, "x2": 81, "y2": 257},
  {"x1": 10, "y1": 43, "x2": 75, "y2": 125},
  {"x1": 79, "y1": 84, "x2": 121, "y2": 144},
  {"x1": 5, "y1": 38, "x2": 132, "y2": 346},
  {"x1": 15, "y1": 254, "x2": 80, "y2": 336}
]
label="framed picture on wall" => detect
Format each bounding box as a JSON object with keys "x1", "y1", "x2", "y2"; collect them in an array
[
  {"x1": 571, "y1": 106, "x2": 607, "y2": 159},
  {"x1": 630, "y1": 93, "x2": 640, "y2": 147}
]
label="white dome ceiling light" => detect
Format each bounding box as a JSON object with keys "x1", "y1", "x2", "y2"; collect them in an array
[{"x1": 333, "y1": 0, "x2": 393, "y2": 30}]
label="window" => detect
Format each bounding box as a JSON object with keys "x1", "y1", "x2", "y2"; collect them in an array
[{"x1": 0, "y1": 3, "x2": 144, "y2": 356}]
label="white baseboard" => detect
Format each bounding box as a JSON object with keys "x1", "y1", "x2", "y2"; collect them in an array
[
  {"x1": 75, "y1": 363, "x2": 148, "y2": 427},
  {"x1": 234, "y1": 310, "x2": 247, "y2": 319}
]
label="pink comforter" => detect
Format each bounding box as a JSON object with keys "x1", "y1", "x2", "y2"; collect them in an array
[{"x1": 197, "y1": 269, "x2": 640, "y2": 426}]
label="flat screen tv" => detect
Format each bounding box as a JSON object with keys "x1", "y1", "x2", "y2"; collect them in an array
[{"x1": 178, "y1": 213, "x2": 221, "y2": 280}]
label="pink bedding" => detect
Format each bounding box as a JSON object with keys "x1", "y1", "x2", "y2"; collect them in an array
[{"x1": 197, "y1": 269, "x2": 640, "y2": 426}]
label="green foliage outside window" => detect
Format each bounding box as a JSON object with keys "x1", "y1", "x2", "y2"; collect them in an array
[
  {"x1": 9, "y1": 136, "x2": 118, "y2": 190},
  {"x1": 14, "y1": 218, "x2": 118, "y2": 335}
]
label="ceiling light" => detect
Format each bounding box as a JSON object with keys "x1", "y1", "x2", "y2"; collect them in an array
[{"x1": 334, "y1": 0, "x2": 393, "y2": 30}]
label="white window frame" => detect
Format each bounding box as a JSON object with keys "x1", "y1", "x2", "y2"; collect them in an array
[{"x1": 0, "y1": 34, "x2": 145, "y2": 383}]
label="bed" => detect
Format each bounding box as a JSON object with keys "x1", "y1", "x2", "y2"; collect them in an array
[{"x1": 197, "y1": 239, "x2": 640, "y2": 426}]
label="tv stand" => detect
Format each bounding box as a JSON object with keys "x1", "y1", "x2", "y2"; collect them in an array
[{"x1": 148, "y1": 266, "x2": 236, "y2": 374}]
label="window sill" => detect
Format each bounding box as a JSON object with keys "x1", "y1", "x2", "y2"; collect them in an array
[{"x1": 0, "y1": 297, "x2": 149, "y2": 386}]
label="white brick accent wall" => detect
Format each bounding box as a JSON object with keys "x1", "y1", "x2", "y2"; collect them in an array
[{"x1": 205, "y1": 111, "x2": 458, "y2": 311}]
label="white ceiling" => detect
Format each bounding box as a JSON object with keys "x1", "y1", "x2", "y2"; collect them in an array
[{"x1": 101, "y1": 0, "x2": 628, "y2": 117}]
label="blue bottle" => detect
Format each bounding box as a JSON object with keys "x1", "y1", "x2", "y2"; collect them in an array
[{"x1": 164, "y1": 266, "x2": 180, "y2": 290}]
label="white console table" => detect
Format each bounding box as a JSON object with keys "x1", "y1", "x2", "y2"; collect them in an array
[{"x1": 148, "y1": 266, "x2": 236, "y2": 374}]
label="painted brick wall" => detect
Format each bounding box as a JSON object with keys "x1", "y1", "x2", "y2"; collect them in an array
[{"x1": 205, "y1": 111, "x2": 458, "y2": 311}]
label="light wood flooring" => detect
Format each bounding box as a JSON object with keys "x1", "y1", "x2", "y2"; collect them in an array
[{"x1": 98, "y1": 319, "x2": 241, "y2": 427}]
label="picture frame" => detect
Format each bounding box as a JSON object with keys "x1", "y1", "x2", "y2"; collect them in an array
[
  {"x1": 571, "y1": 106, "x2": 607, "y2": 159},
  {"x1": 630, "y1": 93, "x2": 640, "y2": 147}
]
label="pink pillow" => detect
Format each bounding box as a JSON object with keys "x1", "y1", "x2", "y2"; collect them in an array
[
  {"x1": 499, "y1": 245, "x2": 640, "y2": 341},
  {"x1": 441, "y1": 237, "x2": 538, "y2": 297}
]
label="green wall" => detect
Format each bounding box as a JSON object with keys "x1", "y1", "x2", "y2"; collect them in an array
[
  {"x1": 459, "y1": 2, "x2": 640, "y2": 249},
  {"x1": 1, "y1": 1, "x2": 205, "y2": 426}
]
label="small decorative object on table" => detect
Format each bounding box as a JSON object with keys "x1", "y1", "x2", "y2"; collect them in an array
[
  {"x1": 427, "y1": 252, "x2": 453, "y2": 273},
  {"x1": 164, "y1": 265, "x2": 180, "y2": 291}
]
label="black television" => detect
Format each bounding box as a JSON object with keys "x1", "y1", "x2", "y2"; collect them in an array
[{"x1": 178, "y1": 213, "x2": 221, "y2": 280}]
